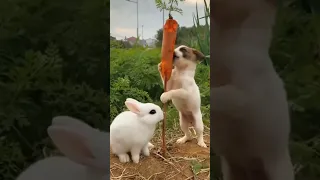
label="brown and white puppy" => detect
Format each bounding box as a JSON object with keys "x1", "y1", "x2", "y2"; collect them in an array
[
  {"x1": 158, "y1": 45, "x2": 207, "y2": 148},
  {"x1": 211, "y1": 0, "x2": 294, "y2": 180}
]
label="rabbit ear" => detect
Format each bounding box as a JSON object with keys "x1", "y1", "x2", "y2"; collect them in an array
[
  {"x1": 125, "y1": 100, "x2": 142, "y2": 114},
  {"x1": 125, "y1": 98, "x2": 142, "y2": 104},
  {"x1": 52, "y1": 116, "x2": 99, "y2": 135},
  {"x1": 47, "y1": 126, "x2": 105, "y2": 170},
  {"x1": 52, "y1": 116, "x2": 91, "y2": 129}
]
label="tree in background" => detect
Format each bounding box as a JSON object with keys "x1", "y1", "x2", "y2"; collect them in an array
[{"x1": 155, "y1": 0, "x2": 186, "y2": 14}]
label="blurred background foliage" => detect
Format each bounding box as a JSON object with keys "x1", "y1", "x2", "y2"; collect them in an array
[
  {"x1": 0, "y1": 0, "x2": 109, "y2": 179},
  {"x1": 269, "y1": 1, "x2": 320, "y2": 179}
]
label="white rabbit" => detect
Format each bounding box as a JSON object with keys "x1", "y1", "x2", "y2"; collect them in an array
[
  {"x1": 16, "y1": 116, "x2": 109, "y2": 180},
  {"x1": 110, "y1": 98, "x2": 164, "y2": 164}
]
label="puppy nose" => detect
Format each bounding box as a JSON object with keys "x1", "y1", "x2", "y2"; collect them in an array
[{"x1": 173, "y1": 52, "x2": 177, "y2": 59}]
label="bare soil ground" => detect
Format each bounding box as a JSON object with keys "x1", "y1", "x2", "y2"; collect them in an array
[{"x1": 110, "y1": 127, "x2": 210, "y2": 180}]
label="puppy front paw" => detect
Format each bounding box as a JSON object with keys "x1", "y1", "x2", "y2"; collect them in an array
[
  {"x1": 158, "y1": 62, "x2": 162, "y2": 72},
  {"x1": 160, "y1": 92, "x2": 171, "y2": 103}
]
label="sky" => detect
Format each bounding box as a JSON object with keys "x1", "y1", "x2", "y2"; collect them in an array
[{"x1": 110, "y1": 0, "x2": 209, "y2": 40}]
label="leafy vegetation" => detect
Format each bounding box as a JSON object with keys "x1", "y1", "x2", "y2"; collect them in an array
[
  {"x1": 192, "y1": 0, "x2": 210, "y2": 65},
  {"x1": 0, "y1": 0, "x2": 108, "y2": 179},
  {"x1": 270, "y1": 1, "x2": 320, "y2": 179},
  {"x1": 155, "y1": 0, "x2": 186, "y2": 14}
]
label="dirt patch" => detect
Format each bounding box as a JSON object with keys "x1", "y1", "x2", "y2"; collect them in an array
[{"x1": 110, "y1": 131, "x2": 210, "y2": 180}]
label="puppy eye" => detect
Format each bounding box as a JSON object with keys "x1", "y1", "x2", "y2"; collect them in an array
[
  {"x1": 149, "y1": 109, "x2": 156, "y2": 114},
  {"x1": 179, "y1": 47, "x2": 187, "y2": 52},
  {"x1": 173, "y1": 54, "x2": 177, "y2": 59}
]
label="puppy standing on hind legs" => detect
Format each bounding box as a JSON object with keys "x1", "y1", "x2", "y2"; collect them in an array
[
  {"x1": 211, "y1": 0, "x2": 294, "y2": 180},
  {"x1": 158, "y1": 45, "x2": 207, "y2": 148}
]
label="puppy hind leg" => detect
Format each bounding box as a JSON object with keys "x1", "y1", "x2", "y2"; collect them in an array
[
  {"x1": 193, "y1": 111, "x2": 207, "y2": 148},
  {"x1": 176, "y1": 112, "x2": 193, "y2": 144}
]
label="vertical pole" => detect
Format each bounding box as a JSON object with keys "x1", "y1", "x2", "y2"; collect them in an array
[
  {"x1": 162, "y1": 10, "x2": 164, "y2": 47},
  {"x1": 163, "y1": 10, "x2": 164, "y2": 25},
  {"x1": 137, "y1": 0, "x2": 139, "y2": 39},
  {"x1": 162, "y1": 77, "x2": 168, "y2": 157},
  {"x1": 142, "y1": 25, "x2": 143, "y2": 40}
]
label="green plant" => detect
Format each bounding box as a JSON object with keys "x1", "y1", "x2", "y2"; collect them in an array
[
  {"x1": 0, "y1": 0, "x2": 108, "y2": 179},
  {"x1": 269, "y1": 0, "x2": 320, "y2": 179},
  {"x1": 110, "y1": 39, "x2": 124, "y2": 49},
  {"x1": 192, "y1": 0, "x2": 210, "y2": 65},
  {"x1": 155, "y1": 0, "x2": 186, "y2": 14}
]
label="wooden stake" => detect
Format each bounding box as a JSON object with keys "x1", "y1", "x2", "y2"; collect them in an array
[{"x1": 162, "y1": 77, "x2": 168, "y2": 157}]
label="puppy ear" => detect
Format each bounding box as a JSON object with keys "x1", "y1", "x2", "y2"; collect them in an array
[{"x1": 192, "y1": 49, "x2": 205, "y2": 61}]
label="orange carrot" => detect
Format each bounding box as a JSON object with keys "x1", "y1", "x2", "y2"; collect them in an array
[
  {"x1": 160, "y1": 16, "x2": 178, "y2": 82},
  {"x1": 160, "y1": 15, "x2": 178, "y2": 157}
]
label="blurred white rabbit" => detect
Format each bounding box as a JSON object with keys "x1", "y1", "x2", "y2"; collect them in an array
[
  {"x1": 16, "y1": 116, "x2": 109, "y2": 180},
  {"x1": 110, "y1": 98, "x2": 163, "y2": 164}
]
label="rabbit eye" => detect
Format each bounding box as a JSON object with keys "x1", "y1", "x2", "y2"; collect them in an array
[{"x1": 149, "y1": 109, "x2": 156, "y2": 114}]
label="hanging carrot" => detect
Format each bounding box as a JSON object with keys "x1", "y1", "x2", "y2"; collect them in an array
[
  {"x1": 160, "y1": 14, "x2": 178, "y2": 157},
  {"x1": 160, "y1": 14, "x2": 178, "y2": 81}
]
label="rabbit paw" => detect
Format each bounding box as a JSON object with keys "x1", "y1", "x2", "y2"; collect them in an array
[
  {"x1": 160, "y1": 92, "x2": 171, "y2": 103},
  {"x1": 142, "y1": 146, "x2": 150, "y2": 156},
  {"x1": 118, "y1": 154, "x2": 130, "y2": 163},
  {"x1": 131, "y1": 154, "x2": 140, "y2": 164},
  {"x1": 148, "y1": 142, "x2": 155, "y2": 149}
]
